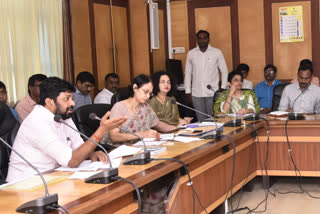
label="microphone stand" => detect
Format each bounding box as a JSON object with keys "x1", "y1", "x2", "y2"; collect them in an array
[
  {"x1": 0, "y1": 137, "x2": 59, "y2": 214},
  {"x1": 288, "y1": 83, "x2": 311, "y2": 120},
  {"x1": 122, "y1": 130, "x2": 151, "y2": 165},
  {"x1": 89, "y1": 113, "x2": 151, "y2": 165},
  {"x1": 54, "y1": 115, "x2": 118, "y2": 184}
]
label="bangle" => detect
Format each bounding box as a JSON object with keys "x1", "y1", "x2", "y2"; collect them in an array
[{"x1": 93, "y1": 134, "x2": 102, "y2": 141}]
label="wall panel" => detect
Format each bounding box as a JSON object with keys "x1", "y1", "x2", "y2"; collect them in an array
[
  {"x1": 152, "y1": 10, "x2": 167, "y2": 73},
  {"x1": 272, "y1": 1, "x2": 312, "y2": 80},
  {"x1": 195, "y1": 7, "x2": 233, "y2": 73},
  {"x1": 70, "y1": 0, "x2": 93, "y2": 79},
  {"x1": 170, "y1": 1, "x2": 189, "y2": 73},
  {"x1": 93, "y1": 4, "x2": 113, "y2": 90},
  {"x1": 238, "y1": 0, "x2": 266, "y2": 86},
  {"x1": 113, "y1": 6, "x2": 131, "y2": 87},
  {"x1": 129, "y1": 0, "x2": 150, "y2": 76}
]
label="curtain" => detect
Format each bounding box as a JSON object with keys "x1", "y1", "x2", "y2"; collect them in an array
[{"x1": 0, "y1": 0, "x2": 63, "y2": 104}]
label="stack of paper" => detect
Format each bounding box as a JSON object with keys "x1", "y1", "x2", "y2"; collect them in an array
[{"x1": 269, "y1": 111, "x2": 288, "y2": 116}]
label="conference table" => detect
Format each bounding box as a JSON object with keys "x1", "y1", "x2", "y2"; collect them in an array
[{"x1": 1, "y1": 114, "x2": 320, "y2": 214}]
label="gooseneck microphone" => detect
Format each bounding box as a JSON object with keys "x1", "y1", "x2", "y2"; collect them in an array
[
  {"x1": 0, "y1": 137, "x2": 59, "y2": 213},
  {"x1": 89, "y1": 113, "x2": 151, "y2": 165},
  {"x1": 54, "y1": 115, "x2": 118, "y2": 184},
  {"x1": 288, "y1": 83, "x2": 310, "y2": 120},
  {"x1": 171, "y1": 99, "x2": 222, "y2": 139}
]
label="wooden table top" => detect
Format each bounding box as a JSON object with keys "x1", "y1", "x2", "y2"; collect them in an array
[{"x1": 3, "y1": 114, "x2": 319, "y2": 213}]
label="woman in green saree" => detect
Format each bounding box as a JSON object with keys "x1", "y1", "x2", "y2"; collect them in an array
[
  {"x1": 149, "y1": 71, "x2": 192, "y2": 126},
  {"x1": 214, "y1": 70, "x2": 260, "y2": 114}
]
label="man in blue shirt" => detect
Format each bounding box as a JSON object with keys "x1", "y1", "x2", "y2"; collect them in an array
[
  {"x1": 254, "y1": 65, "x2": 282, "y2": 114},
  {"x1": 73, "y1": 71, "x2": 95, "y2": 110}
]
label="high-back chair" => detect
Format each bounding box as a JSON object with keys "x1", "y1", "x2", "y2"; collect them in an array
[
  {"x1": 72, "y1": 104, "x2": 111, "y2": 140},
  {"x1": 0, "y1": 103, "x2": 20, "y2": 184},
  {"x1": 272, "y1": 84, "x2": 288, "y2": 111}
]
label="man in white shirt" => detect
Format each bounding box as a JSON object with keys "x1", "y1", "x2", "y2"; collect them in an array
[
  {"x1": 6, "y1": 77, "x2": 126, "y2": 182},
  {"x1": 94, "y1": 73, "x2": 120, "y2": 104},
  {"x1": 184, "y1": 30, "x2": 228, "y2": 121},
  {"x1": 237, "y1": 63, "x2": 253, "y2": 89},
  {"x1": 278, "y1": 64, "x2": 320, "y2": 113}
]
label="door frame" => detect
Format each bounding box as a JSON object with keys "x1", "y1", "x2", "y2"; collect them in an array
[
  {"x1": 88, "y1": 0, "x2": 133, "y2": 94},
  {"x1": 187, "y1": 0, "x2": 240, "y2": 69}
]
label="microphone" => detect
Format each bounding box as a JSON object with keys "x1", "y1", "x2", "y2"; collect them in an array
[
  {"x1": 288, "y1": 83, "x2": 310, "y2": 120},
  {"x1": 54, "y1": 115, "x2": 118, "y2": 184},
  {"x1": 171, "y1": 99, "x2": 222, "y2": 139},
  {"x1": 89, "y1": 113, "x2": 151, "y2": 165},
  {"x1": 207, "y1": 84, "x2": 241, "y2": 127},
  {"x1": 0, "y1": 137, "x2": 59, "y2": 213}
]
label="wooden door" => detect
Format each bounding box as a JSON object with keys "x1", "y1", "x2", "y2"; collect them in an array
[
  {"x1": 187, "y1": 0, "x2": 240, "y2": 70},
  {"x1": 89, "y1": 0, "x2": 132, "y2": 94}
]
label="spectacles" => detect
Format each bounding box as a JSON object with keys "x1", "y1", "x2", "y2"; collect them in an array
[
  {"x1": 32, "y1": 84, "x2": 41, "y2": 87},
  {"x1": 232, "y1": 78, "x2": 243, "y2": 82},
  {"x1": 264, "y1": 70, "x2": 275, "y2": 74}
]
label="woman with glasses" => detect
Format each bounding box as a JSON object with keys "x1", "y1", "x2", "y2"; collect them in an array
[
  {"x1": 148, "y1": 71, "x2": 192, "y2": 126},
  {"x1": 214, "y1": 70, "x2": 260, "y2": 114},
  {"x1": 106, "y1": 74, "x2": 183, "y2": 145}
]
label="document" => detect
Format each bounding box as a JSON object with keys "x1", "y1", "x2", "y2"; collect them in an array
[
  {"x1": 173, "y1": 136, "x2": 202, "y2": 143},
  {"x1": 55, "y1": 157, "x2": 122, "y2": 172},
  {"x1": 133, "y1": 140, "x2": 167, "y2": 146},
  {"x1": 269, "y1": 111, "x2": 288, "y2": 116},
  {"x1": 69, "y1": 171, "x2": 99, "y2": 180},
  {"x1": 143, "y1": 133, "x2": 175, "y2": 141},
  {"x1": 109, "y1": 145, "x2": 142, "y2": 159}
]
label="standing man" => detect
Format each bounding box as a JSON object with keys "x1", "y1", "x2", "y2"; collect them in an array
[
  {"x1": 73, "y1": 71, "x2": 95, "y2": 110},
  {"x1": 184, "y1": 30, "x2": 228, "y2": 121},
  {"x1": 6, "y1": 77, "x2": 126, "y2": 182},
  {"x1": 15, "y1": 74, "x2": 47, "y2": 123},
  {"x1": 254, "y1": 65, "x2": 282, "y2": 114},
  {"x1": 278, "y1": 64, "x2": 320, "y2": 113},
  {"x1": 94, "y1": 73, "x2": 120, "y2": 104}
]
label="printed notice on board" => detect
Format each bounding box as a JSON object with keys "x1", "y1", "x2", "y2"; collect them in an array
[{"x1": 279, "y1": 6, "x2": 303, "y2": 43}]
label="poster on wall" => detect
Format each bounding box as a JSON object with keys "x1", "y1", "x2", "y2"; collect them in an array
[{"x1": 279, "y1": 6, "x2": 304, "y2": 43}]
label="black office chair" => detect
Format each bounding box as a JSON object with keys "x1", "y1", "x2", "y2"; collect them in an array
[
  {"x1": 272, "y1": 84, "x2": 288, "y2": 111},
  {"x1": 0, "y1": 102, "x2": 19, "y2": 184},
  {"x1": 111, "y1": 86, "x2": 130, "y2": 107},
  {"x1": 72, "y1": 104, "x2": 111, "y2": 140}
]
